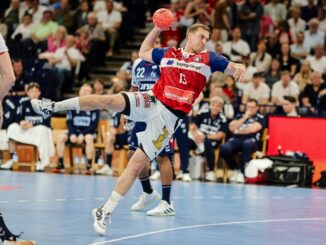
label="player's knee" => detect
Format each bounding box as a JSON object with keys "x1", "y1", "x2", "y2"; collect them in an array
[{"x1": 128, "y1": 160, "x2": 145, "y2": 177}]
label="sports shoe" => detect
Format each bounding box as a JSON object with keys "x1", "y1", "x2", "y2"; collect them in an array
[
  {"x1": 3, "y1": 239, "x2": 37, "y2": 245},
  {"x1": 130, "y1": 189, "x2": 161, "y2": 211},
  {"x1": 36, "y1": 162, "x2": 44, "y2": 172},
  {"x1": 229, "y1": 170, "x2": 239, "y2": 182},
  {"x1": 236, "y1": 172, "x2": 245, "y2": 184},
  {"x1": 146, "y1": 200, "x2": 176, "y2": 216},
  {"x1": 176, "y1": 171, "x2": 183, "y2": 180},
  {"x1": 150, "y1": 171, "x2": 160, "y2": 180},
  {"x1": 96, "y1": 165, "x2": 113, "y2": 176},
  {"x1": 182, "y1": 173, "x2": 192, "y2": 182},
  {"x1": 1, "y1": 159, "x2": 13, "y2": 170},
  {"x1": 30, "y1": 99, "x2": 55, "y2": 119},
  {"x1": 52, "y1": 164, "x2": 64, "y2": 173},
  {"x1": 92, "y1": 207, "x2": 112, "y2": 236},
  {"x1": 205, "y1": 171, "x2": 217, "y2": 182}
]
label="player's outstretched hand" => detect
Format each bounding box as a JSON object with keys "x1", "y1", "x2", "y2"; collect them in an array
[{"x1": 233, "y1": 63, "x2": 246, "y2": 83}]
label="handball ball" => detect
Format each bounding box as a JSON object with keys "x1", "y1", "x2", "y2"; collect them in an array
[{"x1": 153, "y1": 8, "x2": 175, "y2": 29}]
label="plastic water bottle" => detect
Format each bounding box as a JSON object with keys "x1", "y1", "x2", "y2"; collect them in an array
[{"x1": 74, "y1": 156, "x2": 80, "y2": 164}]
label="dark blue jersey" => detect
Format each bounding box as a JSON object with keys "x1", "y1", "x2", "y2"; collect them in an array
[
  {"x1": 193, "y1": 110, "x2": 228, "y2": 135},
  {"x1": 111, "y1": 112, "x2": 134, "y2": 135},
  {"x1": 16, "y1": 97, "x2": 51, "y2": 127},
  {"x1": 234, "y1": 113, "x2": 265, "y2": 140},
  {"x1": 131, "y1": 58, "x2": 161, "y2": 92},
  {"x1": 67, "y1": 110, "x2": 100, "y2": 136},
  {"x1": 1, "y1": 97, "x2": 16, "y2": 129}
]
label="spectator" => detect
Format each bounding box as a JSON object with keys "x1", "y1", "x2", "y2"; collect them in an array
[
  {"x1": 301, "y1": 0, "x2": 318, "y2": 22},
  {"x1": 184, "y1": 0, "x2": 214, "y2": 27},
  {"x1": 8, "y1": 59, "x2": 30, "y2": 106},
  {"x1": 264, "y1": 0, "x2": 287, "y2": 25},
  {"x1": 281, "y1": 95, "x2": 299, "y2": 117},
  {"x1": 5, "y1": 83, "x2": 54, "y2": 171},
  {"x1": 293, "y1": 60, "x2": 312, "y2": 91},
  {"x1": 242, "y1": 54, "x2": 257, "y2": 85},
  {"x1": 213, "y1": 0, "x2": 232, "y2": 43},
  {"x1": 266, "y1": 32, "x2": 281, "y2": 56},
  {"x1": 278, "y1": 43, "x2": 299, "y2": 77},
  {"x1": 239, "y1": 0, "x2": 264, "y2": 51},
  {"x1": 73, "y1": 0, "x2": 90, "y2": 31},
  {"x1": 277, "y1": 20, "x2": 292, "y2": 45},
  {"x1": 53, "y1": 0, "x2": 74, "y2": 33},
  {"x1": 54, "y1": 83, "x2": 100, "y2": 173},
  {"x1": 26, "y1": 0, "x2": 47, "y2": 24},
  {"x1": 4, "y1": 0, "x2": 24, "y2": 36},
  {"x1": 77, "y1": 12, "x2": 106, "y2": 66},
  {"x1": 264, "y1": 58, "x2": 281, "y2": 89},
  {"x1": 250, "y1": 39, "x2": 272, "y2": 73},
  {"x1": 96, "y1": 0, "x2": 122, "y2": 56},
  {"x1": 242, "y1": 72, "x2": 270, "y2": 105},
  {"x1": 318, "y1": 9, "x2": 326, "y2": 33},
  {"x1": 304, "y1": 18, "x2": 325, "y2": 52},
  {"x1": 118, "y1": 50, "x2": 139, "y2": 81},
  {"x1": 206, "y1": 28, "x2": 222, "y2": 51},
  {"x1": 223, "y1": 75, "x2": 240, "y2": 109},
  {"x1": 220, "y1": 99, "x2": 265, "y2": 183},
  {"x1": 301, "y1": 72, "x2": 326, "y2": 113},
  {"x1": 271, "y1": 70, "x2": 300, "y2": 106},
  {"x1": 223, "y1": 27, "x2": 250, "y2": 62},
  {"x1": 46, "y1": 26, "x2": 67, "y2": 52},
  {"x1": 306, "y1": 44, "x2": 326, "y2": 74},
  {"x1": 288, "y1": 6, "x2": 306, "y2": 42},
  {"x1": 188, "y1": 96, "x2": 228, "y2": 182},
  {"x1": 11, "y1": 13, "x2": 34, "y2": 40},
  {"x1": 290, "y1": 31, "x2": 309, "y2": 62}
]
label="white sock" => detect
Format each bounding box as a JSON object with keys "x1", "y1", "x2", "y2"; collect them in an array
[
  {"x1": 102, "y1": 191, "x2": 123, "y2": 214},
  {"x1": 53, "y1": 97, "x2": 80, "y2": 112}
]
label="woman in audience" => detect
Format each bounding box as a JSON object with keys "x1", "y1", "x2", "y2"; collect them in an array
[
  {"x1": 293, "y1": 60, "x2": 312, "y2": 91},
  {"x1": 278, "y1": 42, "x2": 299, "y2": 77},
  {"x1": 47, "y1": 25, "x2": 66, "y2": 52},
  {"x1": 264, "y1": 58, "x2": 281, "y2": 89}
]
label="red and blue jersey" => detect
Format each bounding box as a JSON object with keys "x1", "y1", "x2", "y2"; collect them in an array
[{"x1": 151, "y1": 47, "x2": 229, "y2": 114}]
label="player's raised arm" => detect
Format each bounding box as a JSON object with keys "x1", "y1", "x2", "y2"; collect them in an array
[{"x1": 139, "y1": 27, "x2": 163, "y2": 63}]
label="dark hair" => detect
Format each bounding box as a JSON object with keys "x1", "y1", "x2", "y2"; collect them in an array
[
  {"x1": 247, "y1": 98, "x2": 258, "y2": 106},
  {"x1": 283, "y1": 95, "x2": 296, "y2": 104},
  {"x1": 93, "y1": 79, "x2": 104, "y2": 87},
  {"x1": 12, "y1": 58, "x2": 22, "y2": 64},
  {"x1": 27, "y1": 82, "x2": 40, "y2": 91}
]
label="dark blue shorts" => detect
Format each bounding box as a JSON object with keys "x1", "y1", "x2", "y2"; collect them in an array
[
  {"x1": 129, "y1": 122, "x2": 173, "y2": 156},
  {"x1": 114, "y1": 133, "x2": 129, "y2": 149}
]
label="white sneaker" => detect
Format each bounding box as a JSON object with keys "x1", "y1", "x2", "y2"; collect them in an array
[
  {"x1": 1, "y1": 159, "x2": 14, "y2": 169},
  {"x1": 150, "y1": 171, "x2": 160, "y2": 180},
  {"x1": 30, "y1": 99, "x2": 55, "y2": 119},
  {"x1": 229, "y1": 170, "x2": 239, "y2": 182},
  {"x1": 146, "y1": 200, "x2": 176, "y2": 216},
  {"x1": 36, "y1": 162, "x2": 44, "y2": 172},
  {"x1": 236, "y1": 172, "x2": 245, "y2": 184},
  {"x1": 96, "y1": 165, "x2": 113, "y2": 176},
  {"x1": 176, "y1": 171, "x2": 183, "y2": 180},
  {"x1": 130, "y1": 189, "x2": 161, "y2": 211},
  {"x1": 205, "y1": 171, "x2": 217, "y2": 182},
  {"x1": 92, "y1": 207, "x2": 112, "y2": 236},
  {"x1": 182, "y1": 173, "x2": 192, "y2": 182}
]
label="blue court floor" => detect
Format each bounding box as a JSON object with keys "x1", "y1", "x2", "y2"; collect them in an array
[{"x1": 1, "y1": 171, "x2": 326, "y2": 245}]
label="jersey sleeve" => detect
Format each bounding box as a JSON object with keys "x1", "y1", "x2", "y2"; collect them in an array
[
  {"x1": 152, "y1": 48, "x2": 169, "y2": 64},
  {"x1": 209, "y1": 51, "x2": 230, "y2": 73}
]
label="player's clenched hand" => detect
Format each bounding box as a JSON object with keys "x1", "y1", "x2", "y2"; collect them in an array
[{"x1": 233, "y1": 63, "x2": 246, "y2": 83}]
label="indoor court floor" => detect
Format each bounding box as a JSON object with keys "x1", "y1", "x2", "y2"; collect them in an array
[{"x1": 1, "y1": 171, "x2": 326, "y2": 245}]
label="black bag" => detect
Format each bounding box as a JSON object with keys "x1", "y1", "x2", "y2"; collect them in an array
[{"x1": 267, "y1": 155, "x2": 315, "y2": 187}]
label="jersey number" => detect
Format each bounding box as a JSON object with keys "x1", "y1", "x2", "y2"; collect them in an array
[
  {"x1": 136, "y1": 67, "x2": 145, "y2": 78},
  {"x1": 179, "y1": 73, "x2": 187, "y2": 85}
]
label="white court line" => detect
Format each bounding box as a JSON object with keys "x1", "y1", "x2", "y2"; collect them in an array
[
  {"x1": 36, "y1": 199, "x2": 47, "y2": 202},
  {"x1": 88, "y1": 217, "x2": 326, "y2": 245},
  {"x1": 55, "y1": 199, "x2": 66, "y2": 202},
  {"x1": 74, "y1": 198, "x2": 85, "y2": 201},
  {"x1": 16, "y1": 200, "x2": 28, "y2": 203},
  {"x1": 0, "y1": 201, "x2": 9, "y2": 203}
]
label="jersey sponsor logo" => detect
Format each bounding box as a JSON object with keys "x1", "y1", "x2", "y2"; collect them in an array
[
  {"x1": 167, "y1": 60, "x2": 174, "y2": 65},
  {"x1": 73, "y1": 116, "x2": 91, "y2": 127},
  {"x1": 152, "y1": 126, "x2": 169, "y2": 150},
  {"x1": 163, "y1": 86, "x2": 194, "y2": 105},
  {"x1": 134, "y1": 93, "x2": 140, "y2": 107},
  {"x1": 141, "y1": 93, "x2": 153, "y2": 108}
]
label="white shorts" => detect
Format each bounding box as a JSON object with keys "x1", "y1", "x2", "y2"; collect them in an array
[{"x1": 123, "y1": 91, "x2": 183, "y2": 160}]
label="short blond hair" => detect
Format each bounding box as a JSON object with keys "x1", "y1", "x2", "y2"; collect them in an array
[
  {"x1": 210, "y1": 96, "x2": 224, "y2": 105},
  {"x1": 186, "y1": 23, "x2": 210, "y2": 36}
]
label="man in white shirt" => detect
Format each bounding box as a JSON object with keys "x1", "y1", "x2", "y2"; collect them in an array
[
  {"x1": 306, "y1": 44, "x2": 326, "y2": 74},
  {"x1": 264, "y1": 0, "x2": 287, "y2": 24},
  {"x1": 288, "y1": 6, "x2": 306, "y2": 42},
  {"x1": 96, "y1": 0, "x2": 122, "y2": 56},
  {"x1": 304, "y1": 18, "x2": 325, "y2": 52},
  {"x1": 223, "y1": 27, "x2": 250, "y2": 62},
  {"x1": 242, "y1": 72, "x2": 270, "y2": 105},
  {"x1": 290, "y1": 31, "x2": 309, "y2": 61},
  {"x1": 271, "y1": 70, "x2": 300, "y2": 106},
  {"x1": 27, "y1": 0, "x2": 47, "y2": 24}
]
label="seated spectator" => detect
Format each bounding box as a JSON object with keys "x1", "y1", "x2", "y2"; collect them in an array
[
  {"x1": 11, "y1": 13, "x2": 34, "y2": 40},
  {"x1": 77, "y1": 12, "x2": 106, "y2": 66},
  {"x1": 96, "y1": 0, "x2": 122, "y2": 56},
  {"x1": 301, "y1": 72, "x2": 326, "y2": 114},
  {"x1": 188, "y1": 96, "x2": 227, "y2": 182},
  {"x1": 8, "y1": 59, "x2": 30, "y2": 106},
  {"x1": 0, "y1": 96, "x2": 16, "y2": 155},
  {"x1": 4, "y1": 0, "x2": 24, "y2": 36},
  {"x1": 306, "y1": 44, "x2": 326, "y2": 74},
  {"x1": 73, "y1": 0, "x2": 90, "y2": 31},
  {"x1": 223, "y1": 27, "x2": 251, "y2": 62},
  {"x1": 53, "y1": 0, "x2": 74, "y2": 33},
  {"x1": 277, "y1": 20, "x2": 292, "y2": 45},
  {"x1": 27, "y1": 0, "x2": 47, "y2": 24},
  {"x1": 118, "y1": 50, "x2": 138, "y2": 82},
  {"x1": 281, "y1": 95, "x2": 299, "y2": 117},
  {"x1": 288, "y1": 6, "x2": 306, "y2": 42},
  {"x1": 46, "y1": 26, "x2": 66, "y2": 53},
  {"x1": 264, "y1": 58, "x2": 281, "y2": 89},
  {"x1": 5, "y1": 83, "x2": 54, "y2": 171},
  {"x1": 96, "y1": 111, "x2": 130, "y2": 175},
  {"x1": 293, "y1": 60, "x2": 312, "y2": 91},
  {"x1": 242, "y1": 72, "x2": 270, "y2": 105},
  {"x1": 301, "y1": 0, "x2": 318, "y2": 22},
  {"x1": 206, "y1": 28, "x2": 222, "y2": 52},
  {"x1": 264, "y1": 0, "x2": 287, "y2": 25},
  {"x1": 290, "y1": 31, "x2": 309, "y2": 62},
  {"x1": 266, "y1": 32, "x2": 281, "y2": 56},
  {"x1": 304, "y1": 18, "x2": 325, "y2": 53},
  {"x1": 271, "y1": 70, "x2": 300, "y2": 106},
  {"x1": 250, "y1": 39, "x2": 272, "y2": 73},
  {"x1": 184, "y1": 0, "x2": 214, "y2": 27},
  {"x1": 318, "y1": 8, "x2": 326, "y2": 33},
  {"x1": 223, "y1": 75, "x2": 240, "y2": 111},
  {"x1": 213, "y1": 0, "x2": 231, "y2": 42},
  {"x1": 278, "y1": 43, "x2": 299, "y2": 77},
  {"x1": 220, "y1": 99, "x2": 265, "y2": 183},
  {"x1": 242, "y1": 55, "x2": 257, "y2": 85},
  {"x1": 54, "y1": 83, "x2": 100, "y2": 173}
]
